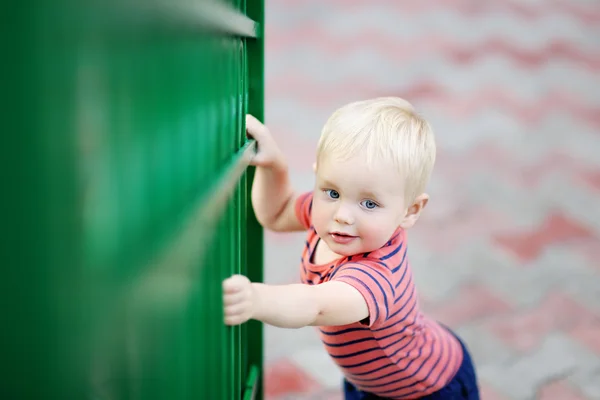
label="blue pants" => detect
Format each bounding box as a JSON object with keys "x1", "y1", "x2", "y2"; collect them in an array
[{"x1": 343, "y1": 329, "x2": 480, "y2": 399}]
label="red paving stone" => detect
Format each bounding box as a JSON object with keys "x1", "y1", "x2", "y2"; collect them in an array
[
  {"x1": 519, "y1": 152, "x2": 589, "y2": 187},
  {"x1": 485, "y1": 292, "x2": 599, "y2": 352},
  {"x1": 494, "y1": 213, "x2": 596, "y2": 262},
  {"x1": 581, "y1": 170, "x2": 600, "y2": 192},
  {"x1": 264, "y1": 359, "x2": 323, "y2": 399},
  {"x1": 570, "y1": 239, "x2": 600, "y2": 273},
  {"x1": 423, "y1": 282, "x2": 513, "y2": 326},
  {"x1": 568, "y1": 322, "x2": 600, "y2": 357},
  {"x1": 315, "y1": 388, "x2": 344, "y2": 400},
  {"x1": 479, "y1": 381, "x2": 511, "y2": 400},
  {"x1": 537, "y1": 379, "x2": 587, "y2": 400},
  {"x1": 415, "y1": 206, "x2": 514, "y2": 254}
]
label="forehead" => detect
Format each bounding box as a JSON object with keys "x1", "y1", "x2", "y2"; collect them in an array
[{"x1": 317, "y1": 154, "x2": 404, "y2": 196}]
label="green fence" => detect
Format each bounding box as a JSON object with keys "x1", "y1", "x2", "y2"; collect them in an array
[{"x1": 2, "y1": 0, "x2": 264, "y2": 398}]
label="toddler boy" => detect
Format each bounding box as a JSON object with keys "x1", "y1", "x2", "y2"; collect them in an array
[{"x1": 222, "y1": 97, "x2": 480, "y2": 399}]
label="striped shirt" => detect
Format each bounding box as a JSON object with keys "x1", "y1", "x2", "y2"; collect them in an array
[{"x1": 295, "y1": 191, "x2": 463, "y2": 399}]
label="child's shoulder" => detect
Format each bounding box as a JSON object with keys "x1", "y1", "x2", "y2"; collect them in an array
[
  {"x1": 294, "y1": 191, "x2": 314, "y2": 230},
  {"x1": 365, "y1": 228, "x2": 406, "y2": 261},
  {"x1": 335, "y1": 254, "x2": 395, "y2": 278},
  {"x1": 336, "y1": 229, "x2": 407, "y2": 273}
]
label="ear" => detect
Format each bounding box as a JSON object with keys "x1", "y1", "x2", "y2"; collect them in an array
[
  {"x1": 399, "y1": 193, "x2": 429, "y2": 229},
  {"x1": 312, "y1": 162, "x2": 317, "y2": 173}
]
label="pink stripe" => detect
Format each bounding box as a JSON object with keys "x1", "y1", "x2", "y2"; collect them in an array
[
  {"x1": 319, "y1": 327, "x2": 373, "y2": 344},
  {"x1": 268, "y1": 81, "x2": 600, "y2": 129},
  {"x1": 272, "y1": 0, "x2": 600, "y2": 25},
  {"x1": 268, "y1": 32, "x2": 600, "y2": 70}
]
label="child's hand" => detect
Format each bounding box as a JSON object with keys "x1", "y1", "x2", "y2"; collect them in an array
[
  {"x1": 222, "y1": 274, "x2": 256, "y2": 326},
  {"x1": 246, "y1": 114, "x2": 284, "y2": 168}
]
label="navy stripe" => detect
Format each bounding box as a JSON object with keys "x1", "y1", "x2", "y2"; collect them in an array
[
  {"x1": 322, "y1": 322, "x2": 414, "y2": 348},
  {"x1": 320, "y1": 326, "x2": 368, "y2": 336},
  {"x1": 349, "y1": 362, "x2": 405, "y2": 384},
  {"x1": 389, "y1": 297, "x2": 417, "y2": 327},
  {"x1": 369, "y1": 261, "x2": 396, "y2": 295},
  {"x1": 380, "y1": 242, "x2": 403, "y2": 261},
  {"x1": 338, "y1": 354, "x2": 390, "y2": 371},
  {"x1": 394, "y1": 337, "x2": 456, "y2": 398},
  {"x1": 394, "y1": 275, "x2": 414, "y2": 305},
  {"x1": 308, "y1": 232, "x2": 319, "y2": 262},
  {"x1": 392, "y1": 288, "x2": 417, "y2": 325},
  {"x1": 329, "y1": 345, "x2": 380, "y2": 359},
  {"x1": 329, "y1": 265, "x2": 342, "y2": 280},
  {"x1": 357, "y1": 344, "x2": 427, "y2": 390},
  {"x1": 322, "y1": 336, "x2": 375, "y2": 347},
  {"x1": 360, "y1": 333, "x2": 443, "y2": 391},
  {"x1": 328, "y1": 334, "x2": 415, "y2": 359},
  {"x1": 391, "y1": 249, "x2": 407, "y2": 273},
  {"x1": 381, "y1": 232, "x2": 401, "y2": 249},
  {"x1": 396, "y1": 330, "x2": 449, "y2": 391},
  {"x1": 340, "y1": 265, "x2": 391, "y2": 318},
  {"x1": 339, "y1": 333, "x2": 422, "y2": 371},
  {"x1": 325, "y1": 318, "x2": 413, "y2": 346},
  {"x1": 377, "y1": 333, "x2": 449, "y2": 396},
  {"x1": 307, "y1": 269, "x2": 323, "y2": 278},
  {"x1": 392, "y1": 286, "x2": 416, "y2": 314},
  {"x1": 394, "y1": 261, "x2": 409, "y2": 289},
  {"x1": 339, "y1": 269, "x2": 389, "y2": 321},
  {"x1": 375, "y1": 297, "x2": 417, "y2": 333},
  {"x1": 372, "y1": 318, "x2": 415, "y2": 337},
  {"x1": 347, "y1": 335, "x2": 423, "y2": 381}
]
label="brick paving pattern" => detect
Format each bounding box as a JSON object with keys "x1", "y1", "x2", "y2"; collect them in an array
[{"x1": 262, "y1": 0, "x2": 600, "y2": 399}]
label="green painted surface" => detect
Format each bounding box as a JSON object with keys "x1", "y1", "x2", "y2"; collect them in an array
[{"x1": 1, "y1": 0, "x2": 264, "y2": 398}]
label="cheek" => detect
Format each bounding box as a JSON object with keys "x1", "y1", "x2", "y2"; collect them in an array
[
  {"x1": 357, "y1": 213, "x2": 399, "y2": 242},
  {"x1": 311, "y1": 200, "x2": 330, "y2": 231}
]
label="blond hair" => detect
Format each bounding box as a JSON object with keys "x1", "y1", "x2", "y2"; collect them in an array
[{"x1": 316, "y1": 97, "x2": 436, "y2": 205}]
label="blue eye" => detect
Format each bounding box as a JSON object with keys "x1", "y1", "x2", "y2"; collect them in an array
[
  {"x1": 325, "y1": 189, "x2": 340, "y2": 199},
  {"x1": 361, "y1": 199, "x2": 378, "y2": 209}
]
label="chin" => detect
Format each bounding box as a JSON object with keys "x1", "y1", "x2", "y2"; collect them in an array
[
  {"x1": 326, "y1": 241, "x2": 362, "y2": 257},
  {"x1": 335, "y1": 248, "x2": 358, "y2": 257}
]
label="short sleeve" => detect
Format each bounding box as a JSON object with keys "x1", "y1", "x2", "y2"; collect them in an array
[
  {"x1": 333, "y1": 260, "x2": 395, "y2": 329},
  {"x1": 294, "y1": 191, "x2": 313, "y2": 230}
]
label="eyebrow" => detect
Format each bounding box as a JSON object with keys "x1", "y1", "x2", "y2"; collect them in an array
[
  {"x1": 360, "y1": 190, "x2": 381, "y2": 200},
  {"x1": 319, "y1": 179, "x2": 337, "y2": 188},
  {"x1": 320, "y1": 181, "x2": 381, "y2": 199}
]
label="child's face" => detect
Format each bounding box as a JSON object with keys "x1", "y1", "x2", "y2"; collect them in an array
[{"x1": 312, "y1": 154, "x2": 408, "y2": 257}]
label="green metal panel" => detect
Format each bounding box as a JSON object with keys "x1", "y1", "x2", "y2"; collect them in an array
[{"x1": 1, "y1": 0, "x2": 264, "y2": 399}]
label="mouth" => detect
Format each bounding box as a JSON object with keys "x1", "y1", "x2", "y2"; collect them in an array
[{"x1": 329, "y1": 232, "x2": 357, "y2": 244}]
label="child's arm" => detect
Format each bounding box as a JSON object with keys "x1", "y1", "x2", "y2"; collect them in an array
[
  {"x1": 246, "y1": 115, "x2": 305, "y2": 232},
  {"x1": 223, "y1": 275, "x2": 369, "y2": 328}
]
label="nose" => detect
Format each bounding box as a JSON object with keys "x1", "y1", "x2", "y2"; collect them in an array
[{"x1": 334, "y1": 203, "x2": 354, "y2": 225}]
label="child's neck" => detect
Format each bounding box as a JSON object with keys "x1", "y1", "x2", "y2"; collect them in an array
[{"x1": 312, "y1": 237, "x2": 344, "y2": 265}]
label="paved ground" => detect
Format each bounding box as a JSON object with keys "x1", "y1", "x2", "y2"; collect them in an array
[{"x1": 261, "y1": 1, "x2": 600, "y2": 399}]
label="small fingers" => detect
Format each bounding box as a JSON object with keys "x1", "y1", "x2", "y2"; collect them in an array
[
  {"x1": 223, "y1": 291, "x2": 248, "y2": 306},
  {"x1": 224, "y1": 314, "x2": 249, "y2": 326},
  {"x1": 245, "y1": 115, "x2": 264, "y2": 138},
  {"x1": 223, "y1": 302, "x2": 251, "y2": 326},
  {"x1": 222, "y1": 274, "x2": 247, "y2": 294},
  {"x1": 222, "y1": 275, "x2": 252, "y2": 326},
  {"x1": 223, "y1": 301, "x2": 251, "y2": 317}
]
